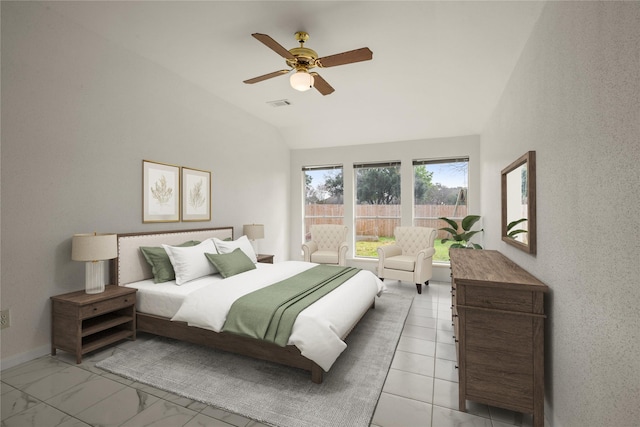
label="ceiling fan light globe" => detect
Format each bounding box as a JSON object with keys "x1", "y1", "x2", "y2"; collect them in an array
[{"x1": 290, "y1": 71, "x2": 314, "y2": 92}]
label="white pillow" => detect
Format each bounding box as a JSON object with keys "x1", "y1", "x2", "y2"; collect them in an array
[
  {"x1": 213, "y1": 235, "x2": 257, "y2": 263},
  {"x1": 163, "y1": 239, "x2": 218, "y2": 285}
]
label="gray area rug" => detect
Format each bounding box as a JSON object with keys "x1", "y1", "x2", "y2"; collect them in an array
[{"x1": 96, "y1": 293, "x2": 411, "y2": 427}]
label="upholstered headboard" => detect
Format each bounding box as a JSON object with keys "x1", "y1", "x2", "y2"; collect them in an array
[{"x1": 111, "y1": 227, "x2": 234, "y2": 286}]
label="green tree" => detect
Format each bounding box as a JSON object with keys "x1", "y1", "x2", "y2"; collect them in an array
[
  {"x1": 427, "y1": 184, "x2": 466, "y2": 205},
  {"x1": 414, "y1": 165, "x2": 434, "y2": 204},
  {"x1": 324, "y1": 172, "x2": 343, "y2": 198},
  {"x1": 304, "y1": 173, "x2": 318, "y2": 204},
  {"x1": 356, "y1": 167, "x2": 401, "y2": 204}
]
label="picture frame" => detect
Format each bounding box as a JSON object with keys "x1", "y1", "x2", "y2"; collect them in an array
[
  {"x1": 181, "y1": 167, "x2": 211, "y2": 222},
  {"x1": 142, "y1": 160, "x2": 180, "y2": 223}
]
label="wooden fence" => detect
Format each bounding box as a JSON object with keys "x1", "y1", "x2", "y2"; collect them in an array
[{"x1": 304, "y1": 204, "x2": 468, "y2": 239}]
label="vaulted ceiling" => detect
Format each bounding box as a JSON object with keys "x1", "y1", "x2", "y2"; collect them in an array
[{"x1": 48, "y1": 1, "x2": 544, "y2": 149}]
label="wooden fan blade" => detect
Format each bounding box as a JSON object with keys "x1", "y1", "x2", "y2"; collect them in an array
[
  {"x1": 252, "y1": 33, "x2": 296, "y2": 60},
  {"x1": 317, "y1": 47, "x2": 373, "y2": 68},
  {"x1": 243, "y1": 69, "x2": 290, "y2": 84},
  {"x1": 310, "y1": 73, "x2": 335, "y2": 96}
]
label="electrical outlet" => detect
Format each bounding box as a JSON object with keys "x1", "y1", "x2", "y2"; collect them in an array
[{"x1": 0, "y1": 309, "x2": 10, "y2": 329}]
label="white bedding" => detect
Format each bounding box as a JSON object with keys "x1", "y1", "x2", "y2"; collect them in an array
[
  {"x1": 170, "y1": 261, "x2": 386, "y2": 371},
  {"x1": 125, "y1": 274, "x2": 224, "y2": 319}
]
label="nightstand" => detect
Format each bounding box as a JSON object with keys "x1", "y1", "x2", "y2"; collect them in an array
[
  {"x1": 256, "y1": 254, "x2": 274, "y2": 264},
  {"x1": 51, "y1": 285, "x2": 137, "y2": 363}
]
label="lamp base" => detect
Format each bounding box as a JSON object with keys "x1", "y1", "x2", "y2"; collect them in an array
[
  {"x1": 85, "y1": 261, "x2": 106, "y2": 294},
  {"x1": 250, "y1": 239, "x2": 259, "y2": 255}
]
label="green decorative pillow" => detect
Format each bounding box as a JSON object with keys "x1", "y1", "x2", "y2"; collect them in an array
[
  {"x1": 140, "y1": 241, "x2": 200, "y2": 283},
  {"x1": 205, "y1": 248, "x2": 256, "y2": 279}
]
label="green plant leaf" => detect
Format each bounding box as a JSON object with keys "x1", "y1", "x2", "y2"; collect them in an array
[
  {"x1": 439, "y1": 227, "x2": 458, "y2": 236},
  {"x1": 450, "y1": 243, "x2": 465, "y2": 249},
  {"x1": 471, "y1": 243, "x2": 483, "y2": 249},
  {"x1": 459, "y1": 230, "x2": 482, "y2": 241},
  {"x1": 507, "y1": 218, "x2": 527, "y2": 230},
  {"x1": 438, "y1": 217, "x2": 459, "y2": 230},
  {"x1": 461, "y1": 215, "x2": 481, "y2": 231},
  {"x1": 507, "y1": 229, "x2": 527, "y2": 237}
]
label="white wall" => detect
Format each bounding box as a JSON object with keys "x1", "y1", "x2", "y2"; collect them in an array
[
  {"x1": 0, "y1": 2, "x2": 290, "y2": 367},
  {"x1": 290, "y1": 135, "x2": 481, "y2": 280},
  {"x1": 480, "y1": 2, "x2": 640, "y2": 426}
]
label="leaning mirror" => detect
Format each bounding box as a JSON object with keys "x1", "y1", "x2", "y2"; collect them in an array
[{"x1": 501, "y1": 151, "x2": 536, "y2": 254}]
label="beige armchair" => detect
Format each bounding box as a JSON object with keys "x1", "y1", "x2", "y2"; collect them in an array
[
  {"x1": 302, "y1": 225, "x2": 348, "y2": 266},
  {"x1": 377, "y1": 226, "x2": 437, "y2": 294}
]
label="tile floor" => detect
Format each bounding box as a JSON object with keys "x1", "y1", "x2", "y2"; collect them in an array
[
  {"x1": 1, "y1": 281, "x2": 533, "y2": 427},
  {"x1": 371, "y1": 281, "x2": 533, "y2": 427}
]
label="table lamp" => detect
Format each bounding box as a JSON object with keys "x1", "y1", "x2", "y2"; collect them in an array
[
  {"x1": 243, "y1": 224, "x2": 264, "y2": 254},
  {"x1": 72, "y1": 233, "x2": 117, "y2": 294}
]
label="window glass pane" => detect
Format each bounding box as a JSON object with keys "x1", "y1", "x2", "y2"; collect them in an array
[
  {"x1": 303, "y1": 166, "x2": 343, "y2": 242},
  {"x1": 355, "y1": 163, "x2": 401, "y2": 258},
  {"x1": 414, "y1": 159, "x2": 469, "y2": 262}
]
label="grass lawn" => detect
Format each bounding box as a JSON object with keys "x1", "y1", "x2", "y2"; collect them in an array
[{"x1": 356, "y1": 237, "x2": 455, "y2": 262}]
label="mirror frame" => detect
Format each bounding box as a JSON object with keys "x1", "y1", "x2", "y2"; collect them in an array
[{"x1": 501, "y1": 151, "x2": 537, "y2": 254}]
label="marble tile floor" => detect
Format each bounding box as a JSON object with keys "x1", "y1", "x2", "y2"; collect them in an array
[{"x1": 1, "y1": 281, "x2": 533, "y2": 427}]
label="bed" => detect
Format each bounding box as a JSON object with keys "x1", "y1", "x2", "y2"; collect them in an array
[{"x1": 110, "y1": 227, "x2": 385, "y2": 383}]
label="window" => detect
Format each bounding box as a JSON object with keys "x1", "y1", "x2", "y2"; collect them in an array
[
  {"x1": 354, "y1": 162, "x2": 401, "y2": 257},
  {"x1": 303, "y1": 165, "x2": 344, "y2": 241},
  {"x1": 413, "y1": 158, "x2": 469, "y2": 262}
]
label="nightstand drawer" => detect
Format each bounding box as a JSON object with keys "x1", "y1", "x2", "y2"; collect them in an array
[{"x1": 80, "y1": 294, "x2": 135, "y2": 319}]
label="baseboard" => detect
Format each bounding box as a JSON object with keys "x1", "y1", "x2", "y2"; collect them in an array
[{"x1": 1, "y1": 344, "x2": 50, "y2": 371}]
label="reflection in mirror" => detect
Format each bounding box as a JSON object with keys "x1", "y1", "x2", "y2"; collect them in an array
[
  {"x1": 506, "y1": 163, "x2": 528, "y2": 244},
  {"x1": 501, "y1": 151, "x2": 536, "y2": 254}
]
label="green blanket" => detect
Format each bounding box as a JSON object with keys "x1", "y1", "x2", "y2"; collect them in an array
[{"x1": 222, "y1": 265, "x2": 360, "y2": 347}]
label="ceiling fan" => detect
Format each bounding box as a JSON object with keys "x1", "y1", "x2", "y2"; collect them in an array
[{"x1": 243, "y1": 31, "x2": 373, "y2": 96}]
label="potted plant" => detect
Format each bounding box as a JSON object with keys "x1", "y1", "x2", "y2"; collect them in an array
[{"x1": 439, "y1": 215, "x2": 483, "y2": 249}]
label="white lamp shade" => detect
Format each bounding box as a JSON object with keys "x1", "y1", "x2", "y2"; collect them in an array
[
  {"x1": 72, "y1": 233, "x2": 117, "y2": 261},
  {"x1": 290, "y1": 71, "x2": 314, "y2": 92},
  {"x1": 243, "y1": 224, "x2": 264, "y2": 240}
]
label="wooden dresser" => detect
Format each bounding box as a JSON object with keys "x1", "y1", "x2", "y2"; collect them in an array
[{"x1": 449, "y1": 249, "x2": 548, "y2": 427}]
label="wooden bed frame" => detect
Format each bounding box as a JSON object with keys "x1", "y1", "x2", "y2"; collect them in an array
[{"x1": 110, "y1": 227, "x2": 374, "y2": 383}]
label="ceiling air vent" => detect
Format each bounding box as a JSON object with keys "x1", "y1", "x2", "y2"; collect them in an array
[{"x1": 267, "y1": 99, "x2": 292, "y2": 108}]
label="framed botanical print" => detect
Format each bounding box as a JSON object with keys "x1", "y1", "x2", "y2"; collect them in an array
[
  {"x1": 181, "y1": 167, "x2": 211, "y2": 222},
  {"x1": 142, "y1": 160, "x2": 180, "y2": 223}
]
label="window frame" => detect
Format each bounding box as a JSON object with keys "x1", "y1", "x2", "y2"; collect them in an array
[
  {"x1": 413, "y1": 157, "x2": 470, "y2": 263},
  {"x1": 302, "y1": 164, "x2": 344, "y2": 242},
  {"x1": 353, "y1": 161, "x2": 402, "y2": 258}
]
